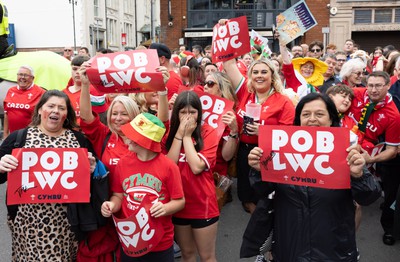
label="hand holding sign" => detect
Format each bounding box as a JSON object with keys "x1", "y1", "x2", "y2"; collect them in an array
[
  {"x1": 259, "y1": 125, "x2": 350, "y2": 189},
  {"x1": 0, "y1": 154, "x2": 18, "y2": 173},
  {"x1": 212, "y1": 16, "x2": 251, "y2": 63},
  {"x1": 86, "y1": 50, "x2": 165, "y2": 93}
]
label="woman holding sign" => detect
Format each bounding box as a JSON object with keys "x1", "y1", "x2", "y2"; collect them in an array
[
  {"x1": 248, "y1": 93, "x2": 381, "y2": 261},
  {"x1": 163, "y1": 91, "x2": 219, "y2": 262},
  {"x1": 222, "y1": 56, "x2": 295, "y2": 214},
  {"x1": 0, "y1": 90, "x2": 97, "y2": 261}
]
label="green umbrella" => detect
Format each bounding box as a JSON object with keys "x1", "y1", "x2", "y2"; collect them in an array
[{"x1": 0, "y1": 51, "x2": 71, "y2": 90}]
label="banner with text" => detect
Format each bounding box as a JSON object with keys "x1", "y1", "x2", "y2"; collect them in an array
[
  {"x1": 7, "y1": 148, "x2": 90, "y2": 205},
  {"x1": 212, "y1": 16, "x2": 251, "y2": 63},
  {"x1": 259, "y1": 125, "x2": 350, "y2": 189},
  {"x1": 276, "y1": 0, "x2": 318, "y2": 45},
  {"x1": 196, "y1": 91, "x2": 235, "y2": 139},
  {"x1": 87, "y1": 50, "x2": 165, "y2": 93},
  {"x1": 113, "y1": 196, "x2": 165, "y2": 257}
]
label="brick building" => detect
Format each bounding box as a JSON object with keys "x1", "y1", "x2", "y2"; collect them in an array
[{"x1": 158, "y1": 0, "x2": 400, "y2": 54}]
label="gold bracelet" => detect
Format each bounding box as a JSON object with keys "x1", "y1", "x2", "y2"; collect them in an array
[{"x1": 174, "y1": 137, "x2": 183, "y2": 141}]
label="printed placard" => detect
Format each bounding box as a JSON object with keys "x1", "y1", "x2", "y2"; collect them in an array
[
  {"x1": 7, "y1": 148, "x2": 90, "y2": 204},
  {"x1": 212, "y1": 16, "x2": 251, "y2": 63},
  {"x1": 196, "y1": 91, "x2": 235, "y2": 139},
  {"x1": 113, "y1": 196, "x2": 164, "y2": 257},
  {"x1": 86, "y1": 49, "x2": 165, "y2": 93},
  {"x1": 259, "y1": 125, "x2": 350, "y2": 189},
  {"x1": 276, "y1": 0, "x2": 318, "y2": 45}
]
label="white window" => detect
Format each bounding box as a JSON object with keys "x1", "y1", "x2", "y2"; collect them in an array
[
  {"x1": 94, "y1": 0, "x2": 99, "y2": 17},
  {"x1": 107, "y1": 18, "x2": 117, "y2": 45},
  {"x1": 124, "y1": 23, "x2": 134, "y2": 46},
  {"x1": 123, "y1": 0, "x2": 133, "y2": 14}
]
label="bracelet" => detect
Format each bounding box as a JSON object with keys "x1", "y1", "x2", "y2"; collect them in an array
[
  {"x1": 174, "y1": 136, "x2": 183, "y2": 141},
  {"x1": 229, "y1": 133, "x2": 238, "y2": 139},
  {"x1": 157, "y1": 89, "x2": 168, "y2": 96}
]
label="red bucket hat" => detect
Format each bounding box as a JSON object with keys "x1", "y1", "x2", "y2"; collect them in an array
[{"x1": 121, "y1": 113, "x2": 166, "y2": 152}]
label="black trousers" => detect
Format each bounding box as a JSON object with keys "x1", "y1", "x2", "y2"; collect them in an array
[
  {"x1": 0, "y1": 35, "x2": 9, "y2": 56},
  {"x1": 237, "y1": 142, "x2": 259, "y2": 203},
  {"x1": 379, "y1": 157, "x2": 400, "y2": 234}
]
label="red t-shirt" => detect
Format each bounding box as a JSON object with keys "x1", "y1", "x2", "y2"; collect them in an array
[
  {"x1": 80, "y1": 114, "x2": 131, "y2": 186},
  {"x1": 63, "y1": 86, "x2": 82, "y2": 124},
  {"x1": 213, "y1": 126, "x2": 231, "y2": 177},
  {"x1": 162, "y1": 124, "x2": 219, "y2": 219},
  {"x1": 112, "y1": 153, "x2": 184, "y2": 252},
  {"x1": 235, "y1": 78, "x2": 295, "y2": 144},
  {"x1": 349, "y1": 88, "x2": 400, "y2": 146},
  {"x1": 4, "y1": 84, "x2": 45, "y2": 133},
  {"x1": 166, "y1": 70, "x2": 183, "y2": 100}
]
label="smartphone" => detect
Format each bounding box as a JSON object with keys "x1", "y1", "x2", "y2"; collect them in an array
[{"x1": 243, "y1": 115, "x2": 254, "y2": 135}]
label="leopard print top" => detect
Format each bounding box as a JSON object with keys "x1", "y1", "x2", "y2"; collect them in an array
[{"x1": 7, "y1": 126, "x2": 80, "y2": 262}]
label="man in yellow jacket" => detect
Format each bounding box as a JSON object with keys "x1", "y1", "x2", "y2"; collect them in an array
[{"x1": 0, "y1": 1, "x2": 13, "y2": 58}]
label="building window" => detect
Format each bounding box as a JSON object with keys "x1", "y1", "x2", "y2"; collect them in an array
[
  {"x1": 375, "y1": 9, "x2": 392, "y2": 23},
  {"x1": 124, "y1": 23, "x2": 134, "y2": 46},
  {"x1": 354, "y1": 9, "x2": 372, "y2": 24},
  {"x1": 123, "y1": 0, "x2": 133, "y2": 14},
  {"x1": 354, "y1": 8, "x2": 399, "y2": 24},
  {"x1": 187, "y1": 0, "x2": 299, "y2": 28},
  {"x1": 396, "y1": 8, "x2": 400, "y2": 23},
  {"x1": 106, "y1": 0, "x2": 118, "y2": 9},
  {"x1": 94, "y1": 0, "x2": 99, "y2": 17},
  {"x1": 107, "y1": 18, "x2": 117, "y2": 45}
]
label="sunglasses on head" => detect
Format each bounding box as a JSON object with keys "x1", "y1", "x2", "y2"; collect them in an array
[
  {"x1": 205, "y1": 80, "x2": 217, "y2": 88},
  {"x1": 311, "y1": 48, "x2": 321, "y2": 53}
]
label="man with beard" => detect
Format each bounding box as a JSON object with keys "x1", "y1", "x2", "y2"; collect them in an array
[{"x1": 291, "y1": 45, "x2": 303, "y2": 58}]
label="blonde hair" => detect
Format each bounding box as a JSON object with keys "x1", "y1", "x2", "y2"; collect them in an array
[
  {"x1": 129, "y1": 93, "x2": 148, "y2": 113},
  {"x1": 209, "y1": 72, "x2": 238, "y2": 107},
  {"x1": 107, "y1": 95, "x2": 140, "y2": 135},
  {"x1": 246, "y1": 58, "x2": 284, "y2": 94}
]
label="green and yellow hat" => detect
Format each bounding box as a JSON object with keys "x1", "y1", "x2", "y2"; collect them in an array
[{"x1": 121, "y1": 113, "x2": 166, "y2": 152}]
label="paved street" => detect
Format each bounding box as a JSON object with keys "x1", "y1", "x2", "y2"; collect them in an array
[{"x1": 1, "y1": 180, "x2": 400, "y2": 261}]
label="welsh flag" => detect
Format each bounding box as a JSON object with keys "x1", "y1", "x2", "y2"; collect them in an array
[{"x1": 250, "y1": 30, "x2": 272, "y2": 58}]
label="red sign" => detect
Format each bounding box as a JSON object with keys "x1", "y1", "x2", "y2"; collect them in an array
[
  {"x1": 259, "y1": 126, "x2": 350, "y2": 189},
  {"x1": 7, "y1": 148, "x2": 90, "y2": 205},
  {"x1": 196, "y1": 91, "x2": 235, "y2": 139},
  {"x1": 113, "y1": 196, "x2": 164, "y2": 257},
  {"x1": 211, "y1": 16, "x2": 251, "y2": 63},
  {"x1": 87, "y1": 50, "x2": 165, "y2": 93},
  {"x1": 121, "y1": 33, "x2": 127, "y2": 45}
]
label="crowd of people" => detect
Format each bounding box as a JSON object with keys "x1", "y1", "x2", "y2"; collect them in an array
[{"x1": 0, "y1": 21, "x2": 399, "y2": 262}]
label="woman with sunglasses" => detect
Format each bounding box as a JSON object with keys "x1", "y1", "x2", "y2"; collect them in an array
[
  {"x1": 222, "y1": 54, "x2": 295, "y2": 214},
  {"x1": 204, "y1": 72, "x2": 238, "y2": 206},
  {"x1": 339, "y1": 59, "x2": 366, "y2": 88}
]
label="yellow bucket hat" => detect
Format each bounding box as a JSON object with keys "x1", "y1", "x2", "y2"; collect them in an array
[{"x1": 292, "y1": 57, "x2": 328, "y2": 86}]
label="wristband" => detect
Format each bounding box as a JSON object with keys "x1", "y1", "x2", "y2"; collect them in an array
[
  {"x1": 229, "y1": 133, "x2": 238, "y2": 139},
  {"x1": 157, "y1": 89, "x2": 168, "y2": 96},
  {"x1": 174, "y1": 136, "x2": 183, "y2": 141}
]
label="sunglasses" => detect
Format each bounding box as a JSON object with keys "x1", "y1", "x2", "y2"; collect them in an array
[
  {"x1": 64, "y1": 49, "x2": 72, "y2": 52},
  {"x1": 205, "y1": 80, "x2": 217, "y2": 88},
  {"x1": 337, "y1": 59, "x2": 346, "y2": 62},
  {"x1": 311, "y1": 48, "x2": 321, "y2": 53}
]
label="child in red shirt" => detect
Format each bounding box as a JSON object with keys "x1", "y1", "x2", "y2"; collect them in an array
[{"x1": 101, "y1": 113, "x2": 185, "y2": 262}]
